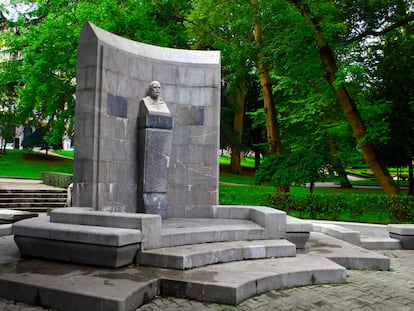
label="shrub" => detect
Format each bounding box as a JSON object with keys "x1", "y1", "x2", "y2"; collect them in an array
[
  {"x1": 42, "y1": 172, "x2": 73, "y2": 189},
  {"x1": 265, "y1": 192, "x2": 414, "y2": 224}
]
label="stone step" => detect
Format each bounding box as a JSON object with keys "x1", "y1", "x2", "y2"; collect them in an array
[
  {"x1": 0, "y1": 224, "x2": 11, "y2": 236},
  {"x1": 360, "y1": 237, "x2": 402, "y2": 250},
  {"x1": 0, "y1": 197, "x2": 67, "y2": 203},
  {"x1": 138, "y1": 239, "x2": 296, "y2": 270},
  {"x1": 160, "y1": 218, "x2": 267, "y2": 247},
  {"x1": 306, "y1": 232, "x2": 390, "y2": 271},
  {"x1": 312, "y1": 223, "x2": 361, "y2": 245},
  {"x1": 0, "y1": 209, "x2": 38, "y2": 225},
  {"x1": 0, "y1": 254, "x2": 346, "y2": 310},
  {"x1": 1, "y1": 204, "x2": 66, "y2": 213},
  {"x1": 0, "y1": 189, "x2": 67, "y2": 194}
]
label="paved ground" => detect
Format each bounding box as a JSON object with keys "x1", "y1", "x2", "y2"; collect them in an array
[{"x1": 0, "y1": 249, "x2": 413, "y2": 310}]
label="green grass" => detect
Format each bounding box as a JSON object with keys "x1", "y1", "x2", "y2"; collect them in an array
[
  {"x1": 52, "y1": 149, "x2": 74, "y2": 158},
  {"x1": 219, "y1": 156, "x2": 256, "y2": 168},
  {"x1": 0, "y1": 149, "x2": 74, "y2": 179}
]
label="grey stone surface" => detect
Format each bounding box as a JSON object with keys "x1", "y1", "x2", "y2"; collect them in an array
[
  {"x1": 74, "y1": 22, "x2": 220, "y2": 215},
  {"x1": 50, "y1": 207, "x2": 162, "y2": 250},
  {"x1": 0, "y1": 224, "x2": 12, "y2": 236},
  {"x1": 286, "y1": 215, "x2": 313, "y2": 232},
  {"x1": 360, "y1": 236, "x2": 402, "y2": 250},
  {"x1": 389, "y1": 232, "x2": 414, "y2": 249},
  {"x1": 305, "y1": 232, "x2": 390, "y2": 270},
  {"x1": 14, "y1": 236, "x2": 140, "y2": 268},
  {"x1": 12, "y1": 217, "x2": 142, "y2": 247},
  {"x1": 0, "y1": 209, "x2": 38, "y2": 224},
  {"x1": 388, "y1": 224, "x2": 414, "y2": 235},
  {"x1": 313, "y1": 223, "x2": 361, "y2": 245},
  {"x1": 286, "y1": 232, "x2": 310, "y2": 249},
  {"x1": 159, "y1": 218, "x2": 265, "y2": 247},
  {"x1": 0, "y1": 260, "x2": 159, "y2": 311},
  {"x1": 138, "y1": 240, "x2": 296, "y2": 270},
  {"x1": 137, "y1": 123, "x2": 172, "y2": 217},
  {"x1": 159, "y1": 255, "x2": 346, "y2": 305}
]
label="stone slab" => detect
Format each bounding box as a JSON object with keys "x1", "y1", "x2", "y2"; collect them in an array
[
  {"x1": 50, "y1": 208, "x2": 161, "y2": 250},
  {"x1": 387, "y1": 224, "x2": 414, "y2": 235},
  {"x1": 0, "y1": 224, "x2": 11, "y2": 237},
  {"x1": 286, "y1": 232, "x2": 310, "y2": 249},
  {"x1": 14, "y1": 236, "x2": 140, "y2": 268},
  {"x1": 215, "y1": 205, "x2": 286, "y2": 239},
  {"x1": 0, "y1": 235, "x2": 20, "y2": 264},
  {"x1": 286, "y1": 215, "x2": 313, "y2": 232},
  {"x1": 160, "y1": 255, "x2": 347, "y2": 305},
  {"x1": 360, "y1": 237, "x2": 402, "y2": 250},
  {"x1": 0, "y1": 209, "x2": 38, "y2": 224},
  {"x1": 12, "y1": 217, "x2": 142, "y2": 247},
  {"x1": 0, "y1": 259, "x2": 159, "y2": 311},
  {"x1": 389, "y1": 233, "x2": 414, "y2": 249},
  {"x1": 160, "y1": 218, "x2": 265, "y2": 247},
  {"x1": 305, "y1": 232, "x2": 390, "y2": 271},
  {"x1": 138, "y1": 239, "x2": 296, "y2": 270},
  {"x1": 312, "y1": 223, "x2": 361, "y2": 245}
]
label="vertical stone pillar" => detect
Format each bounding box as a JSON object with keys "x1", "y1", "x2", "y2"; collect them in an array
[{"x1": 137, "y1": 114, "x2": 172, "y2": 218}]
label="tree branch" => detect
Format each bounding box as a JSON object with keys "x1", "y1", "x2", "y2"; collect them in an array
[{"x1": 348, "y1": 14, "x2": 414, "y2": 42}]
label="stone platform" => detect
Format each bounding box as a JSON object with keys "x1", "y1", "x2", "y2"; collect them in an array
[
  {"x1": 0, "y1": 237, "x2": 345, "y2": 310},
  {"x1": 0, "y1": 205, "x2": 399, "y2": 311}
]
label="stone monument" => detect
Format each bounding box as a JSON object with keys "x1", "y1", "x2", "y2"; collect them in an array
[
  {"x1": 137, "y1": 81, "x2": 172, "y2": 218},
  {"x1": 6, "y1": 23, "x2": 349, "y2": 310},
  {"x1": 73, "y1": 22, "x2": 221, "y2": 217}
]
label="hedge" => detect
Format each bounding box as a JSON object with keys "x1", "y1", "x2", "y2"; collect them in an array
[
  {"x1": 265, "y1": 192, "x2": 414, "y2": 224},
  {"x1": 42, "y1": 172, "x2": 73, "y2": 189}
]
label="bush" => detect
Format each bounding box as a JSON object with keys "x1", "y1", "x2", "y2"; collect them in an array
[
  {"x1": 42, "y1": 172, "x2": 73, "y2": 188},
  {"x1": 265, "y1": 192, "x2": 414, "y2": 224}
]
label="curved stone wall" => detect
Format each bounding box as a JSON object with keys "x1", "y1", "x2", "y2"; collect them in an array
[{"x1": 74, "y1": 22, "x2": 221, "y2": 216}]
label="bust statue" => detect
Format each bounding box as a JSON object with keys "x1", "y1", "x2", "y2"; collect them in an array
[{"x1": 139, "y1": 81, "x2": 170, "y2": 116}]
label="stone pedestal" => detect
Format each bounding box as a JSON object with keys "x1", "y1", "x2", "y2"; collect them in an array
[{"x1": 137, "y1": 114, "x2": 173, "y2": 218}]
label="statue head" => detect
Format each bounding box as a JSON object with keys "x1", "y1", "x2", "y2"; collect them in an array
[{"x1": 149, "y1": 81, "x2": 161, "y2": 100}]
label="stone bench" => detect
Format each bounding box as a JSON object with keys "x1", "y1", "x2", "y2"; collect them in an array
[
  {"x1": 12, "y1": 216, "x2": 143, "y2": 268},
  {"x1": 388, "y1": 224, "x2": 414, "y2": 249}
]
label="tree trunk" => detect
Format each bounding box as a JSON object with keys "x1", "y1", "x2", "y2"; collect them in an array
[
  {"x1": 229, "y1": 80, "x2": 246, "y2": 174},
  {"x1": 409, "y1": 159, "x2": 414, "y2": 196},
  {"x1": 327, "y1": 133, "x2": 352, "y2": 188},
  {"x1": 252, "y1": 0, "x2": 288, "y2": 192},
  {"x1": 292, "y1": 0, "x2": 399, "y2": 195}
]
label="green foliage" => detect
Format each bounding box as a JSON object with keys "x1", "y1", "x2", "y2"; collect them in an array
[
  {"x1": 42, "y1": 171, "x2": 73, "y2": 188},
  {"x1": 255, "y1": 149, "x2": 334, "y2": 192},
  {"x1": 0, "y1": 0, "x2": 191, "y2": 147},
  {"x1": 21, "y1": 127, "x2": 48, "y2": 150},
  {"x1": 265, "y1": 192, "x2": 414, "y2": 224}
]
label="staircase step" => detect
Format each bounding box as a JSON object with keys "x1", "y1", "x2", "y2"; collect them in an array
[
  {"x1": 0, "y1": 254, "x2": 346, "y2": 309},
  {"x1": 138, "y1": 239, "x2": 296, "y2": 269},
  {"x1": 306, "y1": 232, "x2": 390, "y2": 271},
  {"x1": 0, "y1": 197, "x2": 66, "y2": 203},
  {"x1": 160, "y1": 254, "x2": 347, "y2": 305},
  {"x1": 360, "y1": 237, "x2": 402, "y2": 250},
  {"x1": 160, "y1": 218, "x2": 266, "y2": 247},
  {"x1": 0, "y1": 189, "x2": 66, "y2": 194}
]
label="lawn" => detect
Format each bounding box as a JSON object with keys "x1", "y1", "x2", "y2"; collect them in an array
[
  {"x1": 2, "y1": 149, "x2": 410, "y2": 224},
  {"x1": 0, "y1": 149, "x2": 74, "y2": 179}
]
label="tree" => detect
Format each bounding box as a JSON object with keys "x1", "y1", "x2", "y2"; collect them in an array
[
  {"x1": 0, "y1": 0, "x2": 192, "y2": 150},
  {"x1": 287, "y1": 0, "x2": 403, "y2": 195}
]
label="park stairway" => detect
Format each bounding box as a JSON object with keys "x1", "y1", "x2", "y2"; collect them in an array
[{"x1": 0, "y1": 189, "x2": 67, "y2": 212}]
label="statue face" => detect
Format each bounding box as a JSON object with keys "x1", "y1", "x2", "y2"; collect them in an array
[{"x1": 149, "y1": 81, "x2": 161, "y2": 99}]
